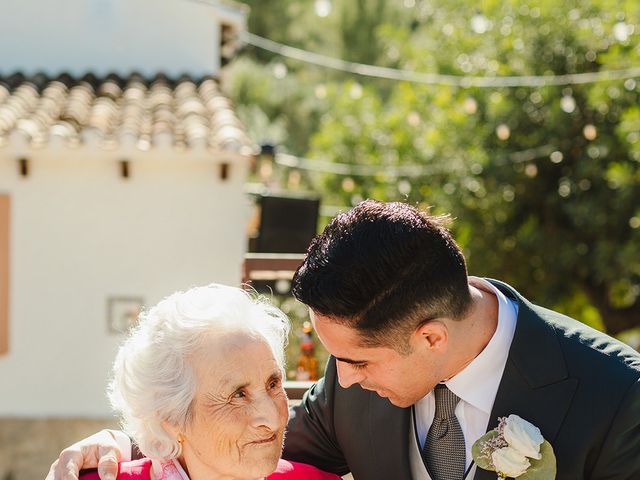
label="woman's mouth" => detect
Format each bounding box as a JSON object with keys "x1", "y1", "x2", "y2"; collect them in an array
[{"x1": 249, "y1": 433, "x2": 277, "y2": 445}]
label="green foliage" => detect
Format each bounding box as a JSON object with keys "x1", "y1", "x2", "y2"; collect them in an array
[
  {"x1": 268, "y1": 295, "x2": 330, "y2": 378},
  {"x1": 472, "y1": 431, "x2": 557, "y2": 480},
  {"x1": 471, "y1": 430, "x2": 502, "y2": 471},
  {"x1": 230, "y1": 1, "x2": 640, "y2": 338},
  {"x1": 520, "y1": 441, "x2": 557, "y2": 480}
]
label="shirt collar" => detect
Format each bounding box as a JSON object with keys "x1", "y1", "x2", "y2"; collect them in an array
[
  {"x1": 152, "y1": 459, "x2": 191, "y2": 480},
  {"x1": 443, "y1": 277, "x2": 518, "y2": 415}
]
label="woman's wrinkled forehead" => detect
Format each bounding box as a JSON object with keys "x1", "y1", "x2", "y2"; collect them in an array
[
  {"x1": 195, "y1": 326, "x2": 270, "y2": 358},
  {"x1": 190, "y1": 328, "x2": 281, "y2": 392}
]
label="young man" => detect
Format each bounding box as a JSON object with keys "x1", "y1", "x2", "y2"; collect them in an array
[{"x1": 50, "y1": 201, "x2": 640, "y2": 480}]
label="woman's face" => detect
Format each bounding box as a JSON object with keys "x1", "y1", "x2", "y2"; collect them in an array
[{"x1": 178, "y1": 329, "x2": 289, "y2": 480}]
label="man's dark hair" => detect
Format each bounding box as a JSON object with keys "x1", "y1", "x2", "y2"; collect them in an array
[{"x1": 292, "y1": 200, "x2": 472, "y2": 353}]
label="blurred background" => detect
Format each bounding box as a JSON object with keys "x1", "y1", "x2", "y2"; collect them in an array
[{"x1": 0, "y1": 1, "x2": 639, "y2": 479}]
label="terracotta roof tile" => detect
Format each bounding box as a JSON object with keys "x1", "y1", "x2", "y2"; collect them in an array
[{"x1": 0, "y1": 73, "x2": 253, "y2": 155}]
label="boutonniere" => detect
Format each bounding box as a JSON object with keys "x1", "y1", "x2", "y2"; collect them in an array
[{"x1": 471, "y1": 414, "x2": 556, "y2": 479}]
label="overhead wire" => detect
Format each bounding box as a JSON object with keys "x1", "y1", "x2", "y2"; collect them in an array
[
  {"x1": 272, "y1": 144, "x2": 558, "y2": 178},
  {"x1": 179, "y1": 0, "x2": 635, "y2": 175},
  {"x1": 242, "y1": 32, "x2": 640, "y2": 88}
]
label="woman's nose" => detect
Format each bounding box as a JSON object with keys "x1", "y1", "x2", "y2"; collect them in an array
[
  {"x1": 336, "y1": 361, "x2": 364, "y2": 389},
  {"x1": 251, "y1": 394, "x2": 284, "y2": 430}
]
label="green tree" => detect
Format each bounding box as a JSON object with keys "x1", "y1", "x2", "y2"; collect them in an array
[
  {"x1": 226, "y1": 1, "x2": 639, "y2": 337},
  {"x1": 305, "y1": 0, "x2": 640, "y2": 335},
  {"x1": 228, "y1": 0, "x2": 397, "y2": 156}
]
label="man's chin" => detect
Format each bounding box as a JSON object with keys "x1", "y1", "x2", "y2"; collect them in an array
[
  {"x1": 375, "y1": 392, "x2": 412, "y2": 408},
  {"x1": 364, "y1": 387, "x2": 415, "y2": 408},
  {"x1": 387, "y1": 397, "x2": 413, "y2": 408}
]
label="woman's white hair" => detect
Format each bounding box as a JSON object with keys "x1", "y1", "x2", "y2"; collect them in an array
[{"x1": 108, "y1": 284, "x2": 290, "y2": 461}]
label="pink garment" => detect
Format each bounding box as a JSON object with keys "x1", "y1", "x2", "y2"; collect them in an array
[
  {"x1": 79, "y1": 459, "x2": 152, "y2": 480},
  {"x1": 269, "y1": 459, "x2": 341, "y2": 479},
  {"x1": 80, "y1": 458, "x2": 340, "y2": 480}
]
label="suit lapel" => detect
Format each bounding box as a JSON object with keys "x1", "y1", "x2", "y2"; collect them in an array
[{"x1": 473, "y1": 281, "x2": 579, "y2": 480}]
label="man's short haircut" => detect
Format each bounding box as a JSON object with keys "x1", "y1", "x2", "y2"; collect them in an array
[{"x1": 292, "y1": 200, "x2": 471, "y2": 353}]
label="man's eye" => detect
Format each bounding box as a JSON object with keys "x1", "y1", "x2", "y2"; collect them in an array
[{"x1": 351, "y1": 363, "x2": 367, "y2": 371}]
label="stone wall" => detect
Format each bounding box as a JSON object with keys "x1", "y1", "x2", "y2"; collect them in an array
[{"x1": 0, "y1": 417, "x2": 118, "y2": 480}]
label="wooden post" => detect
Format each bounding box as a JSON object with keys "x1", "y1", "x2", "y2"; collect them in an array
[
  {"x1": 284, "y1": 380, "x2": 314, "y2": 400},
  {"x1": 241, "y1": 253, "x2": 306, "y2": 285}
]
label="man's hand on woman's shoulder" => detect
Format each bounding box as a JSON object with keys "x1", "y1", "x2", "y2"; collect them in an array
[{"x1": 46, "y1": 430, "x2": 127, "y2": 480}]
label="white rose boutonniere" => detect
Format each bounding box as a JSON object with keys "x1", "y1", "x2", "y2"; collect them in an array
[{"x1": 472, "y1": 415, "x2": 556, "y2": 480}]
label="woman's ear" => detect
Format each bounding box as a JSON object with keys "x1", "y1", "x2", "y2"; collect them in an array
[{"x1": 161, "y1": 420, "x2": 181, "y2": 439}]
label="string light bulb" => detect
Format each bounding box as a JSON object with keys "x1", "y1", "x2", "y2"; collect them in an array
[
  {"x1": 583, "y1": 124, "x2": 597, "y2": 140},
  {"x1": 314, "y1": 0, "x2": 332, "y2": 18},
  {"x1": 561, "y1": 94, "x2": 576, "y2": 113},
  {"x1": 471, "y1": 13, "x2": 491, "y2": 34},
  {"x1": 496, "y1": 124, "x2": 511, "y2": 140},
  {"x1": 464, "y1": 97, "x2": 478, "y2": 114}
]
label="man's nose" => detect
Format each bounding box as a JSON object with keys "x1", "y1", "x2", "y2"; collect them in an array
[{"x1": 336, "y1": 361, "x2": 364, "y2": 389}]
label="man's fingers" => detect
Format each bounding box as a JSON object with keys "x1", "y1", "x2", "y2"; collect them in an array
[
  {"x1": 45, "y1": 459, "x2": 59, "y2": 480},
  {"x1": 46, "y1": 430, "x2": 122, "y2": 480},
  {"x1": 54, "y1": 450, "x2": 82, "y2": 480},
  {"x1": 96, "y1": 445, "x2": 120, "y2": 480},
  {"x1": 64, "y1": 459, "x2": 80, "y2": 480},
  {"x1": 97, "y1": 443, "x2": 122, "y2": 463},
  {"x1": 97, "y1": 457, "x2": 118, "y2": 480}
]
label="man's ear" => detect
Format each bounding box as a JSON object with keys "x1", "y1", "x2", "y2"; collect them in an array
[{"x1": 414, "y1": 320, "x2": 448, "y2": 351}]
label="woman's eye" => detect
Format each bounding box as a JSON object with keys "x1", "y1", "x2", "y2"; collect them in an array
[
  {"x1": 268, "y1": 378, "x2": 282, "y2": 390},
  {"x1": 351, "y1": 363, "x2": 367, "y2": 371},
  {"x1": 231, "y1": 390, "x2": 246, "y2": 399}
]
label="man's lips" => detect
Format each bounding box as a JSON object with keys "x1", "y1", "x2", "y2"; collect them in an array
[{"x1": 363, "y1": 386, "x2": 388, "y2": 397}]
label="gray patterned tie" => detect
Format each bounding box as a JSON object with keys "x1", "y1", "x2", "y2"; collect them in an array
[{"x1": 422, "y1": 384, "x2": 466, "y2": 480}]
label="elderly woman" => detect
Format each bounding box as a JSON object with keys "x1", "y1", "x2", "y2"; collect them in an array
[{"x1": 82, "y1": 284, "x2": 338, "y2": 480}]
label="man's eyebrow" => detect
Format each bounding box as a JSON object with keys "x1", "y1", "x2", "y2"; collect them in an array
[{"x1": 335, "y1": 356, "x2": 368, "y2": 365}]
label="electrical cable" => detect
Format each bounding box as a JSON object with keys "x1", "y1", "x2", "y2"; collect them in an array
[{"x1": 242, "y1": 31, "x2": 640, "y2": 88}]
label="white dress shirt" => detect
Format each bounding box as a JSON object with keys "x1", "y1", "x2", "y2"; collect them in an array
[{"x1": 410, "y1": 277, "x2": 518, "y2": 480}]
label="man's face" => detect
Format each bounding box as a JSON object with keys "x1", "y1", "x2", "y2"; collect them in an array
[{"x1": 311, "y1": 310, "x2": 443, "y2": 408}]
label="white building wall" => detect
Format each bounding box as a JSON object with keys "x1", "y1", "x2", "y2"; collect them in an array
[
  {"x1": 0, "y1": 0, "x2": 246, "y2": 77},
  {"x1": 0, "y1": 152, "x2": 250, "y2": 416}
]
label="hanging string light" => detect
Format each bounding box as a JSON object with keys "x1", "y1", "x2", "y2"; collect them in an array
[
  {"x1": 241, "y1": 32, "x2": 640, "y2": 88},
  {"x1": 583, "y1": 124, "x2": 598, "y2": 140},
  {"x1": 496, "y1": 124, "x2": 511, "y2": 140},
  {"x1": 271, "y1": 144, "x2": 558, "y2": 178},
  {"x1": 560, "y1": 89, "x2": 576, "y2": 113},
  {"x1": 314, "y1": 0, "x2": 332, "y2": 17}
]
